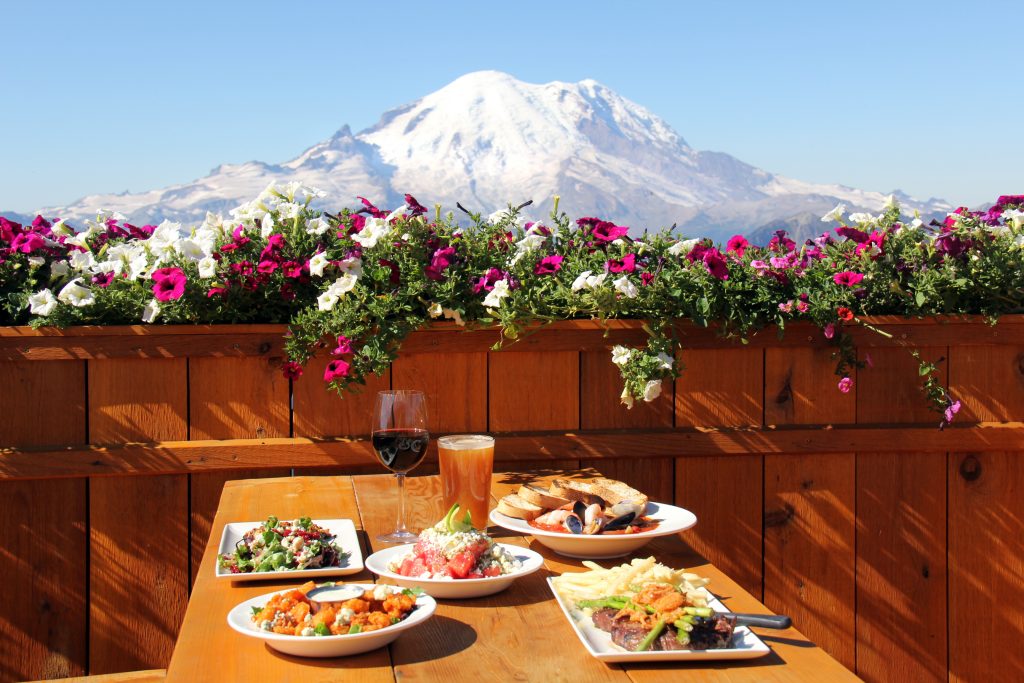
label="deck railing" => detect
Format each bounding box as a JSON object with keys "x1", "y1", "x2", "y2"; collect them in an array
[{"x1": 2, "y1": 317, "x2": 1023, "y2": 681}]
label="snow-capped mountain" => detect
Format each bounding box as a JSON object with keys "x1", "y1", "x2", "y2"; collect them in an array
[{"x1": 30, "y1": 71, "x2": 951, "y2": 241}]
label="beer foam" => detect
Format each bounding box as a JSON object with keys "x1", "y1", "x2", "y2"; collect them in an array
[{"x1": 438, "y1": 434, "x2": 494, "y2": 450}]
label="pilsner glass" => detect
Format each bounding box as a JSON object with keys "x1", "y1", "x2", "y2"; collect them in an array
[
  {"x1": 438, "y1": 434, "x2": 495, "y2": 529},
  {"x1": 372, "y1": 390, "x2": 429, "y2": 543}
]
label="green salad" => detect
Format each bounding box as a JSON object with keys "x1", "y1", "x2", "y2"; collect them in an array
[{"x1": 219, "y1": 516, "x2": 348, "y2": 573}]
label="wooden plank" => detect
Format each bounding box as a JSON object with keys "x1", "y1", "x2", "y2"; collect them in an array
[
  {"x1": 391, "y1": 352, "x2": 487, "y2": 434},
  {"x1": 0, "y1": 478, "x2": 88, "y2": 681},
  {"x1": 857, "y1": 346, "x2": 948, "y2": 424},
  {"x1": 580, "y1": 457, "x2": 674, "y2": 505},
  {"x1": 0, "y1": 361, "x2": 87, "y2": 681},
  {"x1": 6, "y1": 424, "x2": 1024, "y2": 480},
  {"x1": 580, "y1": 350, "x2": 674, "y2": 429},
  {"x1": 489, "y1": 350, "x2": 579, "y2": 431},
  {"x1": 948, "y1": 451, "x2": 1024, "y2": 681},
  {"x1": 166, "y1": 476, "x2": 394, "y2": 683},
  {"x1": 765, "y1": 348, "x2": 855, "y2": 425},
  {"x1": 949, "y1": 345, "x2": 1024, "y2": 421},
  {"x1": 89, "y1": 476, "x2": 189, "y2": 673},
  {"x1": 764, "y1": 452, "x2": 856, "y2": 670},
  {"x1": 87, "y1": 359, "x2": 190, "y2": 674},
  {"x1": 293, "y1": 363, "x2": 391, "y2": 438},
  {"x1": 676, "y1": 348, "x2": 763, "y2": 427},
  {"x1": 856, "y1": 451, "x2": 946, "y2": 681},
  {"x1": 45, "y1": 670, "x2": 166, "y2": 683},
  {"x1": 676, "y1": 455, "x2": 763, "y2": 600}
]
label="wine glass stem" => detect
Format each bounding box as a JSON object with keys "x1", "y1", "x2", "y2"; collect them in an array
[{"x1": 394, "y1": 472, "x2": 408, "y2": 534}]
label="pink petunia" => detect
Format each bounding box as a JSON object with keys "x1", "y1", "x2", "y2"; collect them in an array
[
  {"x1": 281, "y1": 361, "x2": 303, "y2": 380},
  {"x1": 726, "y1": 235, "x2": 749, "y2": 257},
  {"x1": 151, "y1": 267, "x2": 186, "y2": 301},
  {"x1": 702, "y1": 248, "x2": 729, "y2": 280},
  {"x1": 534, "y1": 254, "x2": 563, "y2": 275},
  {"x1": 606, "y1": 253, "x2": 636, "y2": 274},
  {"x1": 332, "y1": 335, "x2": 353, "y2": 356},
  {"x1": 323, "y1": 359, "x2": 350, "y2": 382},
  {"x1": 11, "y1": 232, "x2": 44, "y2": 254},
  {"x1": 824, "y1": 323, "x2": 836, "y2": 339},
  {"x1": 833, "y1": 271, "x2": 865, "y2": 287},
  {"x1": 256, "y1": 260, "x2": 278, "y2": 274},
  {"x1": 424, "y1": 246, "x2": 456, "y2": 281},
  {"x1": 837, "y1": 376, "x2": 853, "y2": 393},
  {"x1": 640, "y1": 271, "x2": 655, "y2": 286},
  {"x1": 944, "y1": 399, "x2": 962, "y2": 424}
]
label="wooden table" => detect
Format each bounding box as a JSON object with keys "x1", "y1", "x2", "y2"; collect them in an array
[{"x1": 166, "y1": 470, "x2": 859, "y2": 682}]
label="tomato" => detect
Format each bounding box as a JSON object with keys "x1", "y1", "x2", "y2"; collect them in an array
[
  {"x1": 482, "y1": 565, "x2": 502, "y2": 577},
  {"x1": 446, "y1": 550, "x2": 477, "y2": 579}
]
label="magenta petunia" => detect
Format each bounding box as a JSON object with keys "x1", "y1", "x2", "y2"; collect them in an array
[
  {"x1": 640, "y1": 271, "x2": 655, "y2": 286},
  {"x1": 323, "y1": 359, "x2": 350, "y2": 382},
  {"x1": 257, "y1": 260, "x2": 278, "y2": 274},
  {"x1": 837, "y1": 377, "x2": 853, "y2": 394},
  {"x1": 424, "y1": 246, "x2": 456, "y2": 281},
  {"x1": 944, "y1": 399, "x2": 962, "y2": 424},
  {"x1": 824, "y1": 322, "x2": 836, "y2": 339},
  {"x1": 281, "y1": 361, "x2": 303, "y2": 380},
  {"x1": 91, "y1": 272, "x2": 115, "y2": 288},
  {"x1": 356, "y1": 196, "x2": 386, "y2": 218},
  {"x1": 151, "y1": 267, "x2": 186, "y2": 301},
  {"x1": 591, "y1": 222, "x2": 629, "y2": 243},
  {"x1": 404, "y1": 194, "x2": 428, "y2": 216},
  {"x1": 702, "y1": 248, "x2": 729, "y2": 280},
  {"x1": 332, "y1": 335, "x2": 353, "y2": 356},
  {"x1": 833, "y1": 271, "x2": 864, "y2": 287},
  {"x1": 726, "y1": 235, "x2": 749, "y2": 257},
  {"x1": 534, "y1": 254, "x2": 563, "y2": 275},
  {"x1": 11, "y1": 232, "x2": 44, "y2": 254},
  {"x1": 606, "y1": 253, "x2": 636, "y2": 274},
  {"x1": 281, "y1": 261, "x2": 304, "y2": 278}
]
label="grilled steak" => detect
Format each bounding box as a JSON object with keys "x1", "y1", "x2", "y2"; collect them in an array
[
  {"x1": 610, "y1": 620, "x2": 651, "y2": 651},
  {"x1": 688, "y1": 615, "x2": 736, "y2": 650},
  {"x1": 591, "y1": 608, "x2": 619, "y2": 632},
  {"x1": 656, "y1": 629, "x2": 691, "y2": 650}
]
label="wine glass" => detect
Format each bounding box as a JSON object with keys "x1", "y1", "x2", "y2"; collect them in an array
[{"x1": 372, "y1": 390, "x2": 429, "y2": 543}]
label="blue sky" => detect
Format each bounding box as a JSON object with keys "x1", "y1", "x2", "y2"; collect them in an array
[{"x1": 2, "y1": 0, "x2": 1020, "y2": 213}]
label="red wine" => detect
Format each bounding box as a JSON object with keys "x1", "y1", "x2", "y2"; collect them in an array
[{"x1": 372, "y1": 428, "x2": 429, "y2": 473}]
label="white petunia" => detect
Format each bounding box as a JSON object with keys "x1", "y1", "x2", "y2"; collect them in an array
[
  {"x1": 57, "y1": 279, "x2": 95, "y2": 307},
  {"x1": 28, "y1": 256, "x2": 45, "y2": 268},
  {"x1": 620, "y1": 387, "x2": 635, "y2": 410},
  {"x1": 352, "y1": 217, "x2": 389, "y2": 249},
  {"x1": 28, "y1": 289, "x2": 58, "y2": 315},
  {"x1": 883, "y1": 194, "x2": 899, "y2": 210},
  {"x1": 338, "y1": 257, "x2": 362, "y2": 277},
  {"x1": 643, "y1": 379, "x2": 663, "y2": 402},
  {"x1": 69, "y1": 250, "x2": 96, "y2": 272},
  {"x1": 611, "y1": 345, "x2": 632, "y2": 366},
  {"x1": 141, "y1": 299, "x2": 161, "y2": 323},
  {"x1": 175, "y1": 238, "x2": 207, "y2": 261},
  {"x1": 401, "y1": 233, "x2": 411, "y2": 241},
  {"x1": 482, "y1": 279, "x2": 510, "y2": 308},
  {"x1": 260, "y1": 213, "x2": 275, "y2": 238},
  {"x1": 428, "y1": 302, "x2": 443, "y2": 318},
  {"x1": 50, "y1": 219, "x2": 72, "y2": 237},
  {"x1": 586, "y1": 272, "x2": 608, "y2": 289},
  {"x1": 668, "y1": 238, "x2": 698, "y2": 256},
  {"x1": 51, "y1": 260, "x2": 70, "y2": 278},
  {"x1": 1002, "y1": 209, "x2": 1024, "y2": 230},
  {"x1": 613, "y1": 275, "x2": 638, "y2": 299},
  {"x1": 443, "y1": 308, "x2": 465, "y2": 326},
  {"x1": 276, "y1": 202, "x2": 302, "y2": 220},
  {"x1": 306, "y1": 216, "x2": 331, "y2": 236},
  {"x1": 821, "y1": 204, "x2": 846, "y2": 223},
  {"x1": 848, "y1": 212, "x2": 876, "y2": 224},
  {"x1": 197, "y1": 256, "x2": 217, "y2": 279},
  {"x1": 571, "y1": 270, "x2": 593, "y2": 292},
  {"x1": 309, "y1": 252, "x2": 328, "y2": 277},
  {"x1": 385, "y1": 204, "x2": 409, "y2": 223},
  {"x1": 655, "y1": 352, "x2": 674, "y2": 371},
  {"x1": 909, "y1": 217, "x2": 924, "y2": 230},
  {"x1": 317, "y1": 291, "x2": 339, "y2": 311},
  {"x1": 327, "y1": 273, "x2": 358, "y2": 297}
]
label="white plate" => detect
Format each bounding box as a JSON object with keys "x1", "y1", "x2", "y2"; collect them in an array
[
  {"x1": 215, "y1": 519, "x2": 364, "y2": 580},
  {"x1": 489, "y1": 502, "x2": 697, "y2": 559},
  {"x1": 365, "y1": 543, "x2": 545, "y2": 599},
  {"x1": 547, "y1": 579, "x2": 770, "y2": 662},
  {"x1": 227, "y1": 583, "x2": 435, "y2": 657}
]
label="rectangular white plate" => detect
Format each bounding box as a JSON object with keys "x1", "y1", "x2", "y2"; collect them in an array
[
  {"x1": 215, "y1": 519, "x2": 363, "y2": 581},
  {"x1": 547, "y1": 578, "x2": 771, "y2": 662}
]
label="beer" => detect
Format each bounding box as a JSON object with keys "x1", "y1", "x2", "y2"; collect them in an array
[{"x1": 438, "y1": 435, "x2": 495, "y2": 529}]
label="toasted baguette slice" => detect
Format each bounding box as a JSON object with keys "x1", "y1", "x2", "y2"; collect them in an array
[
  {"x1": 496, "y1": 494, "x2": 544, "y2": 520},
  {"x1": 588, "y1": 478, "x2": 649, "y2": 509},
  {"x1": 547, "y1": 478, "x2": 608, "y2": 506},
  {"x1": 518, "y1": 484, "x2": 570, "y2": 510}
]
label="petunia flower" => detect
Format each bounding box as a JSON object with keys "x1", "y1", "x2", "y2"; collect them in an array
[
  {"x1": 58, "y1": 279, "x2": 96, "y2": 307},
  {"x1": 643, "y1": 380, "x2": 663, "y2": 402},
  {"x1": 837, "y1": 306, "x2": 854, "y2": 321},
  {"x1": 152, "y1": 268, "x2": 187, "y2": 301},
  {"x1": 534, "y1": 255, "x2": 563, "y2": 275},
  {"x1": 702, "y1": 248, "x2": 729, "y2": 280},
  {"x1": 611, "y1": 345, "x2": 632, "y2": 366},
  {"x1": 281, "y1": 361, "x2": 304, "y2": 380},
  {"x1": 606, "y1": 253, "x2": 636, "y2": 274},
  {"x1": 323, "y1": 359, "x2": 351, "y2": 382},
  {"x1": 837, "y1": 377, "x2": 853, "y2": 393},
  {"x1": 27, "y1": 289, "x2": 58, "y2": 315},
  {"x1": 613, "y1": 275, "x2": 638, "y2": 299},
  {"x1": 833, "y1": 271, "x2": 865, "y2": 287},
  {"x1": 332, "y1": 335, "x2": 353, "y2": 356},
  {"x1": 141, "y1": 299, "x2": 161, "y2": 323},
  {"x1": 824, "y1": 323, "x2": 836, "y2": 339},
  {"x1": 726, "y1": 235, "x2": 749, "y2": 257}
]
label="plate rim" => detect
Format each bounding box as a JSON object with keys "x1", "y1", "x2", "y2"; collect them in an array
[
  {"x1": 488, "y1": 501, "x2": 697, "y2": 541},
  {"x1": 364, "y1": 541, "x2": 545, "y2": 585},
  {"x1": 545, "y1": 577, "x2": 771, "y2": 661},
  {"x1": 214, "y1": 518, "x2": 365, "y2": 580},
  {"x1": 226, "y1": 582, "x2": 436, "y2": 643}
]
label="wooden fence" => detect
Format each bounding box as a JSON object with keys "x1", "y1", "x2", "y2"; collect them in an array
[{"x1": 1, "y1": 318, "x2": 1022, "y2": 682}]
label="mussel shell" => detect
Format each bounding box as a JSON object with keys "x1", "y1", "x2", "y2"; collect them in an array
[
  {"x1": 564, "y1": 513, "x2": 584, "y2": 534},
  {"x1": 572, "y1": 500, "x2": 588, "y2": 519},
  {"x1": 602, "y1": 511, "x2": 636, "y2": 531}
]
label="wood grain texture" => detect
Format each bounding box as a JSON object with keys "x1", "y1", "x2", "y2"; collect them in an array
[
  {"x1": 856, "y1": 452, "x2": 947, "y2": 682},
  {"x1": 857, "y1": 347, "x2": 948, "y2": 424},
  {"x1": 0, "y1": 361, "x2": 87, "y2": 681},
  {"x1": 765, "y1": 348, "x2": 855, "y2": 425},
  {"x1": 166, "y1": 476, "x2": 393, "y2": 683},
  {"x1": 764, "y1": 452, "x2": 856, "y2": 670},
  {"x1": 89, "y1": 476, "x2": 189, "y2": 673},
  {"x1": 0, "y1": 359, "x2": 86, "y2": 447},
  {"x1": 88, "y1": 358, "x2": 187, "y2": 443},
  {"x1": 391, "y1": 352, "x2": 487, "y2": 434},
  {"x1": 949, "y1": 345, "x2": 1024, "y2": 421},
  {"x1": 0, "y1": 478, "x2": 88, "y2": 681},
  {"x1": 293, "y1": 362, "x2": 390, "y2": 438},
  {"x1": 45, "y1": 670, "x2": 166, "y2": 683},
  {"x1": 579, "y1": 457, "x2": 674, "y2": 505},
  {"x1": 580, "y1": 350, "x2": 674, "y2": 429},
  {"x1": 675, "y1": 455, "x2": 763, "y2": 600},
  {"x1": 188, "y1": 357, "x2": 290, "y2": 440},
  {"x1": 676, "y1": 348, "x2": 763, "y2": 427},
  {"x1": 948, "y1": 451, "x2": 1024, "y2": 682},
  {"x1": 489, "y1": 350, "x2": 579, "y2": 431}
]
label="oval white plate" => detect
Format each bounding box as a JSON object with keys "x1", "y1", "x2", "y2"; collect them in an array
[
  {"x1": 365, "y1": 543, "x2": 544, "y2": 599},
  {"x1": 227, "y1": 583, "x2": 435, "y2": 657},
  {"x1": 489, "y1": 502, "x2": 697, "y2": 559},
  {"x1": 215, "y1": 519, "x2": 363, "y2": 581}
]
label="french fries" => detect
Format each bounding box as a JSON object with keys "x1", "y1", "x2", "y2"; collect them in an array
[{"x1": 551, "y1": 556, "x2": 710, "y2": 608}]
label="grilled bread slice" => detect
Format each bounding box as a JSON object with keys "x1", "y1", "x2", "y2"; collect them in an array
[
  {"x1": 496, "y1": 494, "x2": 544, "y2": 520},
  {"x1": 548, "y1": 477, "x2": 649, "y2": 509},
  {"x1": 517, "y1": 483, "x2": 570, "y2": 510}
]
